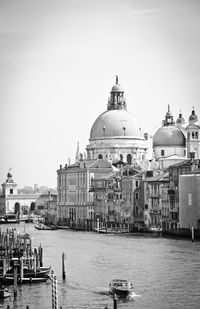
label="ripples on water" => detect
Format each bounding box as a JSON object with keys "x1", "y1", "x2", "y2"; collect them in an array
[{"x1": 1, "y1": 224, "x2": 200, "y2": 309}]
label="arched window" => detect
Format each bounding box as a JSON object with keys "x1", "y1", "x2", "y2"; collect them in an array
[
  {"x1": 195, "y1": 132, "x2": 198, "y2": 139},
  {"x1": 14, "y1": 203, "x2": 20, "y2": 215},
  {"x1": 127, "y1": 154, "x2": 132, "y2": 165},
  {"x1": 98, "y1": 154, "x2": 103, "y2": 159},
  {"x1": 30, "y1": 202, "x2": 35, "y2": 212},
  {"x1": 120, "y1": 154, "x2": 123, "y2": 161},
  {"x1": 192, "y1": 132, "x2": 195, "y2": 139}
]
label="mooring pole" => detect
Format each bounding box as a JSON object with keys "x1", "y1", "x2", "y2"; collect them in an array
[
  {"x1": 20, "y1": 256, "x2": 23, "y2": 283},
  {"x1": 97, "y1": 218, "x2": 99, "y2": 233},
  {"x1": 39, "y1": 244, "x2": 43, "y2": 267},
  {"x1": 51, "y1": 271, "x2": 58, "y2": 309},
  {"x1": 62, "y1": 252, "x2": 66, "y2": 280},
  {"x1": 113, "y1": 294, "x2": 118, "y2": 309},
  {"x1": 192, "y1": 226, "x2": 194, "y2": 242},
  {"x1": 13, "y1": 266, "x2": 18, "y2": 297}
]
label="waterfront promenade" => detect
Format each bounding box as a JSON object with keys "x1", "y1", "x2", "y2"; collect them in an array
[{"x1": 1, "y1": 223, "x2": 200, "y2": 309}]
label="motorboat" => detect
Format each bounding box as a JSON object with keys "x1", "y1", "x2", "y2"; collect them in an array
[
  {"x1": 0, "y1": 286, "x2": 10, "y2": 298},
  {"x1": 109, "y1": 279, "x2": 134, "y2": 298}
]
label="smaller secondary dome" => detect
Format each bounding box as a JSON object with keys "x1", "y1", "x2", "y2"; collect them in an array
[{"x1": 153, "y1": 126, "x2": 186, "y2": 147}]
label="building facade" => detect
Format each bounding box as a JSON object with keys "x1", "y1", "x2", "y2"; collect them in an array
[{"x1": 0, "y1": 170, "x2": 39, "y2": 216}]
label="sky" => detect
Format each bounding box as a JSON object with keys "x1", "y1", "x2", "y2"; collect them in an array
[{"x1": 0, "y1": 0, "x2": 200, "y2": 189}]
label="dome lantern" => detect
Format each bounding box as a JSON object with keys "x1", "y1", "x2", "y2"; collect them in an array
[
  {"x1": 108, "y1": 76, "x2": 127, "y2": 111},
  {"x1": 164, "y1": 105, "x2": 175, "y2": 126}
]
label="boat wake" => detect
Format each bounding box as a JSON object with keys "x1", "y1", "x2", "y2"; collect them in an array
[{"x1": 128, "y1": 291, "x2": 141, "y2": 299}]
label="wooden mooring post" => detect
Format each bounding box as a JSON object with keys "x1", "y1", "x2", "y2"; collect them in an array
[
  {"x1": 13, "y1": 266, "x2": 18, "y2": 297},
  {"x1": 38, "y1": 244, "x2": 43, "y2": 267},
  {"x1": 113, "y1": 294, "x2": 118, "y2": 309},
  {"x1": 51, "y1": 271, "x2": 58, "y2": 309},
  {"x1": 192, "y1": 226, "x2": 194, "y2": 242},
  {"x1": 62, "y1": 252, "x2": 66, "y2": 280}
]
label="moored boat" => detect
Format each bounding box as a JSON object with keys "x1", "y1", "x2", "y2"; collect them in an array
[
  {"x1": 0, "y1": 216, "x2": 5, "y2": 224},
  {"x1": 95, "y1": 227, "x2": 129, "y2": 234},
  {"x1": 0, "y1": 214, "x2": 18, "y2": 224},
  {"x1": 109, "y1": 279, "x2": 134, "y2": 298},
  {"x1": 5, "y1": 265, "x2": 51, "y2": 279},
  {"x1": 56, "y1": 225, "x2": 70, "y2": 230},
  {"x1": 34, "y1": 224, "x2": 58, "y2": 230},
  {"x1": 2, "y1": 276, "x2": 49, "y2": 284},
  {"x1": 0, "y1": 286, "x2": 10, "y2": 298}
]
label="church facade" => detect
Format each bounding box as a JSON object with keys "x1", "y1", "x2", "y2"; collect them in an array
[
  {"x1": 0, "y1": 170, "x2": 39, "y2": 215},
  {"x1": 57, "y1": 77, "x2": 149, "y2": 227}
]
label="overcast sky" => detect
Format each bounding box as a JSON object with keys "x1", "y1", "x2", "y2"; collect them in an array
[{"x1": 0, "y1": 0, "x2": 200, "y2": 188}]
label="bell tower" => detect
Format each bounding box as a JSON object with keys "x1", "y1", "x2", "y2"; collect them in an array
[
  {"x1": 2, "y1": 168, "x2": 18, "y2": 196},
  {"x1": 186, "y1": 108, "x2": 200, "y2": 159}
]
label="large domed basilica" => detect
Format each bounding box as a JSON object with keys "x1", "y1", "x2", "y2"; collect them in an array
[{"x1": 86, "y1": 76, "x2": 148, "y2": 164}]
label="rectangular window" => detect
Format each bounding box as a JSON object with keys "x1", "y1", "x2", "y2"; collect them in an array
[
  {"x1": 188, "y1": 193, "x2": 192, "y2": 206},
  {"x1": 135, "y1": 192, "x2": 139, "y2": 200},
  {"x1": 135, "y1": 180, "x2": 139, "y2": 188},
  {"x1": 161, "y1": 149, "x2": 165, "y2": 156}
]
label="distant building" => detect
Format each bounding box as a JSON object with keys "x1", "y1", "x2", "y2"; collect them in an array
[
  {"x1": 0, "y1": 170, "x2": 39, "y2": 215},
  {"x1": 57, "y1": 159, "x2": 116, "y2": 227},
  {"x1": 144, "y1": 170, "x2": 170, "y2": 230}
]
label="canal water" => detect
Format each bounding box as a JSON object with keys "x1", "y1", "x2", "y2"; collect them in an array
[{"x1": 1, "y1": 223, "x2": 200, "y2": 309}]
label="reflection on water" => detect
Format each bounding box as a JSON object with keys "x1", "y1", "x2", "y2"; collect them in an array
[{"x1": 1, "y1": 224, "x2": 200, "y2": 309}]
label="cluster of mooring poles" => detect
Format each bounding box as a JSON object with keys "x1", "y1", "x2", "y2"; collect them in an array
[{"x1": 0, "y1": 227, "x2": 48, "y2": 298}]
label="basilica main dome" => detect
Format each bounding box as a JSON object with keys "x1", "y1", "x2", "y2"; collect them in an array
[
  {"x1": 86, "y1": 76, "x2": 148, "y2": 163},
  {"x1": 90, "y1": 76, "x2": 143, "y2": 140},
  {"x1": 90, "y1": 109, "x2": 143, "y2": 139}
]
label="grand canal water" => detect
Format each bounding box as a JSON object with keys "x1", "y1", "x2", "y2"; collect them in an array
[{"x1": 1, "y1": 223, "x2": 200, "y2": 309}]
